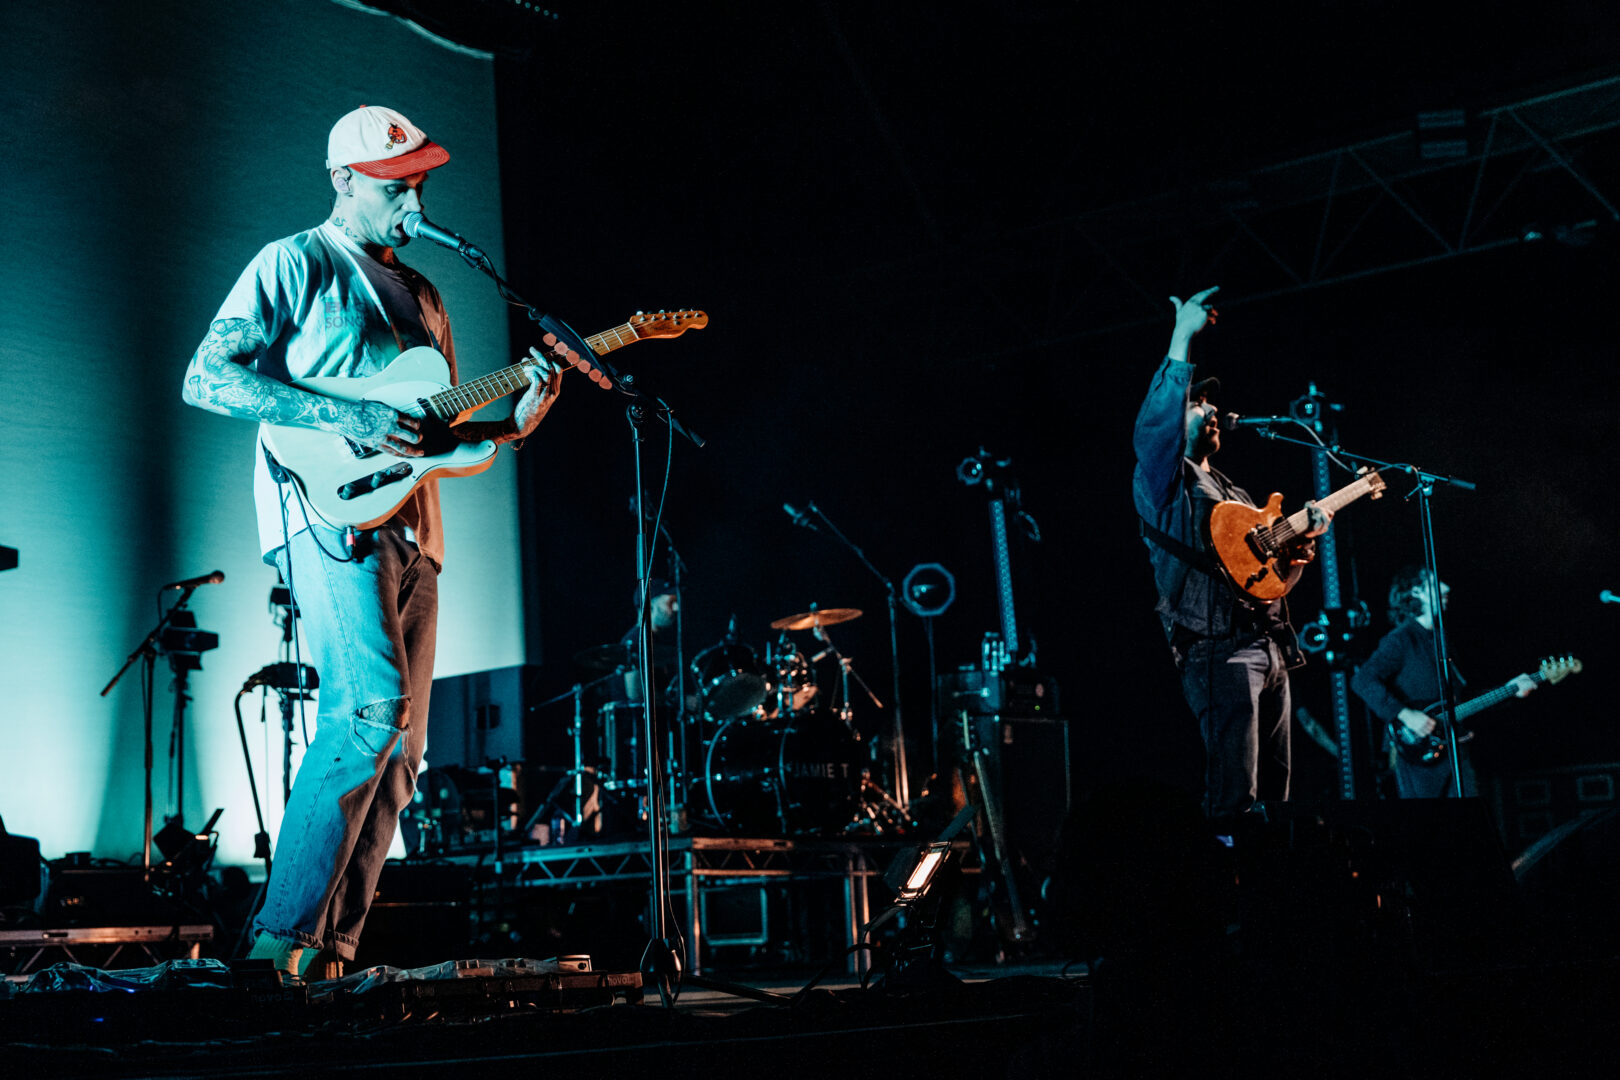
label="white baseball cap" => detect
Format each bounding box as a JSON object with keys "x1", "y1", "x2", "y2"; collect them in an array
[{"x1": 326, "y1": 105, "x2": 450, "y2": 179}]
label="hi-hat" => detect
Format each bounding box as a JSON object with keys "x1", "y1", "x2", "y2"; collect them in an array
[{"x1": 769, "y1": 607, "x2": 863, "y2": 631}]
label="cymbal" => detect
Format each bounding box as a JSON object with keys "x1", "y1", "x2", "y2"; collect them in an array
[
  {"x1": 571, "y1": 641, "x2": 679, "y2": 670},
  {"x1": 769, "y1": 607, "x2": 863, "y2": 631}
]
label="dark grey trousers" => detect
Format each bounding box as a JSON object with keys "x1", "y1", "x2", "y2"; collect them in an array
[{"x1": 1179, "y1": 635, "x2": 1291, "y2": 820}]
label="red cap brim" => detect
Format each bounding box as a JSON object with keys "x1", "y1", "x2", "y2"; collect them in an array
[{"x1": 349, "y1": 140, "x2": 450, "y2": 179}]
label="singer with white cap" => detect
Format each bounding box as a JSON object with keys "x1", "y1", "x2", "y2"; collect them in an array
[
  {"x1": 181, "y1": 105, "x2": 567, "y2": 976},
  {"x1": 1132, "y1": 286, "x2": 1332, "y2": 826}
]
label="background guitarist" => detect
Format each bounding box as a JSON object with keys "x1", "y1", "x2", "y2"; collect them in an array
[
  {"x1": 180, "y1": 105, "x2": 566, "y2": 977},
  {"x1": 1133, "y1": 286, "x2": 1332, "y2": 825},
  {"x1": 1352, "y1": 567, "x2": 1537, "y2": 798}
]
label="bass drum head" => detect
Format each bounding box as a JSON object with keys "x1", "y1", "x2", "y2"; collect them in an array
[{"x1": 705, "y1": 718, "x2": 864, "y2": 836}]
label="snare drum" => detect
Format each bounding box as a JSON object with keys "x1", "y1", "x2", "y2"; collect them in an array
[
  {"x1": 690, "y1": 642, "x2": 768, "y2": 720},
  {"x1": 704, "y1": 718, "x2": 863, "y2": 835}
]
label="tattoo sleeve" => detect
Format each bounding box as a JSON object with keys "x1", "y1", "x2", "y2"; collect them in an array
[{"x1": 180, "y1": 318, "x2": 359, "y2": 434}]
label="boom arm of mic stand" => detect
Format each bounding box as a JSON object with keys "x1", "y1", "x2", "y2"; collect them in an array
[
  {"x1": 1248, "y1": 431, "x2": 1478, "y2": 492},
  {"x1": 458, "y1": 249, "x2": 708, "y2": 450}
]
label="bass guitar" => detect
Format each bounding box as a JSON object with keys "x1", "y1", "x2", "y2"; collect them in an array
[
  {"x1": 1208, "y1": 469, "x2": 1386, "y2": 600},
  {"x1": 260, "y1": 310, "x2": 706, "y2": 529},
  {"x1": 1389, "y1": 654, "x2": 1583, "y2": 765}
]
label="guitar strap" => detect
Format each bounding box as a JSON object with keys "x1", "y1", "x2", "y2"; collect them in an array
[
  {"x1": 1138, "y1": 516, "x2": 1306, "y2": 669},
  {"x1": 1137, "y1": 517, "x2": 1218, "y2": 574}
]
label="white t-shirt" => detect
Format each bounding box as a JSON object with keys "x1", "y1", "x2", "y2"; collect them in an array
[{"x1": 211, "y1": 222, "x2": 455, "y2": 567}]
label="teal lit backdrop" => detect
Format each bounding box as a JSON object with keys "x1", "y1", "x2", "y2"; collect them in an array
[{"x1": 0, "y1": 1, "x2": 527, "y2": 869}]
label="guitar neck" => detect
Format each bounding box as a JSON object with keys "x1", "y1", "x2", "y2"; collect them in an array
[
  {"x1": 1451, "y1": 673, "x2": 1543, "y2": 723},
  {"x1": 1276, "y1": 474, "x2": 1382, "y2": 540},
  {"x1": 425, "y1": 321, "x2": 638, "y2": 420}
]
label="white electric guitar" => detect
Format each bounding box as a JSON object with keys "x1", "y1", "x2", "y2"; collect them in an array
[{"x1": 260, "y1": 310, "x2": 707, "y2": 529}]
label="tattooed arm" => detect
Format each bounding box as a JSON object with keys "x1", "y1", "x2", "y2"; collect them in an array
[{"x1": 180, "y1": 318, "x2": 423, "y2": 456}]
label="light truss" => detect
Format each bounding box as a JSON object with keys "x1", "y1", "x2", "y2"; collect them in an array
[{"x1": 840, "y1": 73, "x2": 1620, "y2": 359}]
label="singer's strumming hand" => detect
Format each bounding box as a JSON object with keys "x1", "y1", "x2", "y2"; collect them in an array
[{"x1": 348, "y1": 400, "x2": 424, "y2": 457}]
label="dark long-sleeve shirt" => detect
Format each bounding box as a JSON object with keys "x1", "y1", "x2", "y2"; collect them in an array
[
  {"x1": 1351, "y1": 619, "x2": 1455, "y2": 722},
  {"x1": 1133, "y1": 356, "x2": 1282, "y2": 641}
]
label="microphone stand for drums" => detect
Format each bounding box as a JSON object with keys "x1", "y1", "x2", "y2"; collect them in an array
[{"x1": 803, "y1": 502, "x2": 913, "y2": 813}]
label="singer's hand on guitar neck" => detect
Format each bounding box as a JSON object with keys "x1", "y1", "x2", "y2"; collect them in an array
[
  {"x1": 454, "y1": 345, "x2": 567, "y2": 447},
  {"x1": 511, "y1": 346, "x2": 567, "y2": 438}
]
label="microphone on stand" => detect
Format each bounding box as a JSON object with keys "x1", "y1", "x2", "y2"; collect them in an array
[
  {"x1": 162, "y1": 570, "x2": 225, "y2": 591},
  {"x1": 401, "y1": 212, "x2": 485, "y2": 261},
  {"x1": 1221, "y1": 413, "x2": 1293, "y2": 430},
  {"x1": 1600, "y1": 589, "x2": 1620, "y2": 605},
  {"x1": 783, "y1": 503, "x2": 819, "y2": 531}
]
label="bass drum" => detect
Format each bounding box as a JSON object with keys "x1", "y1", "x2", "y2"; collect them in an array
[{"x1": 704, "y1": 718, "x2": 864, "y2": 835}]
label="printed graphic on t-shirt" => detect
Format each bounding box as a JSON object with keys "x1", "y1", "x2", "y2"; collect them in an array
[{"x1": 323, "y1": 298, "x2": 366, "y2": 332}]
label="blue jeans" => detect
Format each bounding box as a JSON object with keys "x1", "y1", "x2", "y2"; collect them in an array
[
  {"x1": 1179, "y1": 635, "x2": 1291, "y2": 820},
  {"x1": 254, "y1": 524, "x2": 438, "y2": 960}
]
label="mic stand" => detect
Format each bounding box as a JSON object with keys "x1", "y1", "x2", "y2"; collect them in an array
[
  {"x1": 662, "y1": 524, "x2": 689, "y2": 831},
  {"x1": 458, "y1": 234, "x2": 750, "y2": 1003},
  {"x1": 1246, "y1": 427, "x2": 1474, "y2": 797},
  {"x1": 808, "y1": 502, "x2": 911, "y2": 811},
  {"x1": 100, "y1": 586, "x2": 201, "y2": 874}
]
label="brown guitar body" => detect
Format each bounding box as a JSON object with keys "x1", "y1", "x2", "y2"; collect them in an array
[{"x1": 1208, "y1": 493, "x2": 1304, "y2": 601}]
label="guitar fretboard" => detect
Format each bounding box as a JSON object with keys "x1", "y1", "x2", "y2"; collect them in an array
[
  {"x1": 1450, "y1": 674, "x2": 1545, "y2": 723},
  {"x1": 1266, "y1": 473, "x2": 1384, "y2": 546},
  {"x1": 424, "y1": 322, "x2": 639, "y2": 420}
]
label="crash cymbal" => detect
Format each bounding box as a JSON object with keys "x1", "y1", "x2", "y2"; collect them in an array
[{"x1": 769, "y1": 607, "x2": 863, "y2": 631}]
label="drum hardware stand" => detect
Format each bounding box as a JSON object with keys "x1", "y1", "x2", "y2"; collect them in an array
[
  {"x1": 810, "y1": 624, "x2": 883, "y2": 728},
  {"x1": 100, "y1": 577, "x2": 220, "y2": 874},
  {"x1": 803, "y1": 501, "x2": 912, "y2": 811},
  {"x1": 812, "y1": 624, "x2": 913, "y2": 833},
  {"x1": 523, "y1": 674, "x2": 617, "y2": 841},
  {"x1": 1242, "y1": 428, "x2": 1473, "y2": 796}
]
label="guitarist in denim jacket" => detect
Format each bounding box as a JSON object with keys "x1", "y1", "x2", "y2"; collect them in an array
[{"x1": 1133, "y1": 287, "x2": 1331, "y2": 824}]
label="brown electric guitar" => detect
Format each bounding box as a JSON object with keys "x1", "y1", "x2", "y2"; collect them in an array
[{"x1": 1208, "y1": 469, "x2": 1386, "y2": 600}]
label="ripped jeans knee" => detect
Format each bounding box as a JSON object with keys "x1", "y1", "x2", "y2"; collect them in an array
[{"x1": 350, "y1": 696, "x2": 410, "y2": 759}]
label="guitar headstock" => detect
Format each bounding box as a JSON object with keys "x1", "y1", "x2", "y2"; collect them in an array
[
  {"x1": 630, "y1": 309, "x2": 708, "y2": 340},
  {"x1": 1539, "y1": 655, "x2": 1583, "y2": 685},
  {"x1": 1358, "y1": 466, "x2": 1387, "y2": 499}
]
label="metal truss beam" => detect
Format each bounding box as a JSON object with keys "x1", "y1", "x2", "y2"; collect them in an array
[{"x1": 838, "y1": 74, "x2": 1620, "y2": 360}]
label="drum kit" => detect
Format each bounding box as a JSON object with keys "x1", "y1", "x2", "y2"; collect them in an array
[
  {"x1": 399, "y1": 604, "x2": 909, "y2": 855},
  {"x1": 559, "y1": 604, "x2": 902, "y2": 840}
]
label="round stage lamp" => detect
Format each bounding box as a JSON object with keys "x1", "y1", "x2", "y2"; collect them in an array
[{"x1": 901, "y1": 563, "x2": 956, "y2": 618}]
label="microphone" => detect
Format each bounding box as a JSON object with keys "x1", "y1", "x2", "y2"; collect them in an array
[
  {"x1": 163, "y1": 570, "x2": 225, "y2": 591},
  {"x1": 1221, "y1": 412, "x2": 1292, "y2": 430},
  {"x1": 783, "y1": 503, "x2": 819, "y2": 531},
  {"x1": 401, "y1": 212, "x2": 485, "y2": 261},
  {"x1": 1601, "y1": 590, "x2": 1620, "y2": 605}
]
